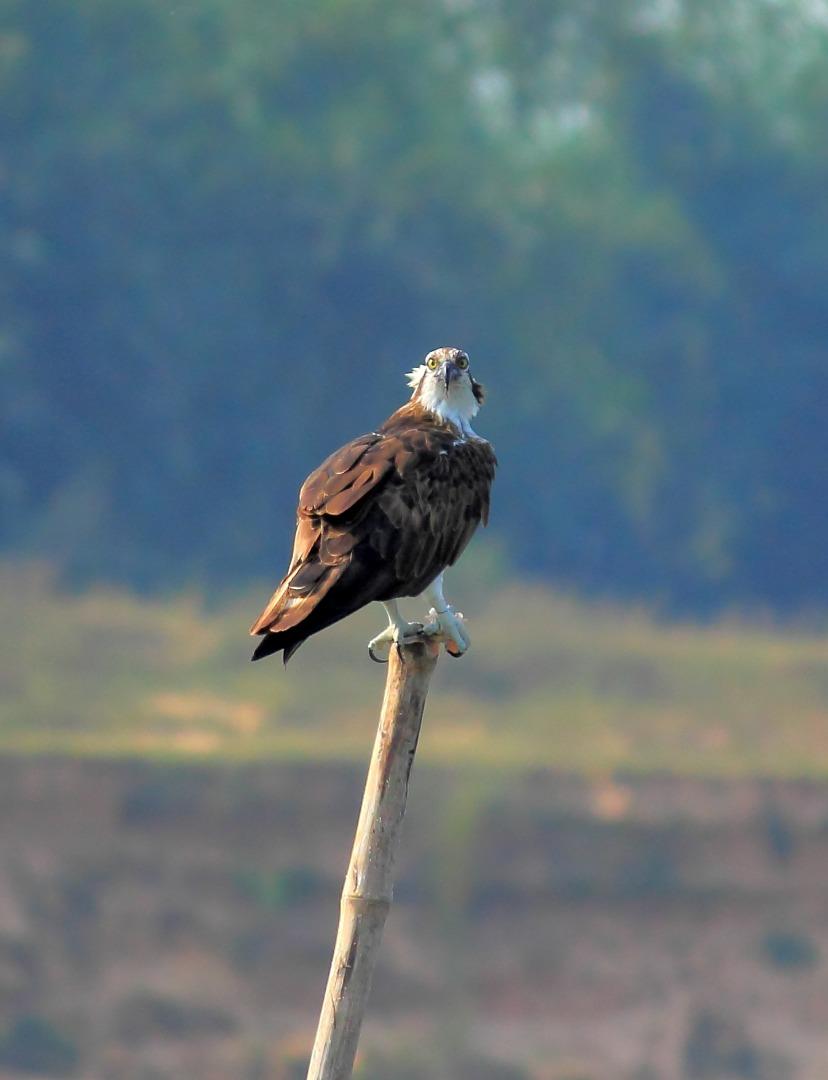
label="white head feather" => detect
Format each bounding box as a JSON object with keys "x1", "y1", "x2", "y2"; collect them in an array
[{"x1": 405, "y1": 353, "x2": 480, "y2": 438}]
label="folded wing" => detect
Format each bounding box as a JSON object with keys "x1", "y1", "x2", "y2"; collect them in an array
[{"x1": 250, "y1": 411, "x2": 496, "y2": 661}]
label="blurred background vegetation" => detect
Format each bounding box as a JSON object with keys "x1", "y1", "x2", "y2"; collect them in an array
[
  {"x1": 4, "y1": 2, "x2": 828, "y2": 1078},
  {"x1": 4, "y1": 0, "x2": 828, "y2": 610}
]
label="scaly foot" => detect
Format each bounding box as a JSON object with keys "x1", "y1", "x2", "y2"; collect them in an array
[
  {"x1": 367, "y1": 621, "x2": 424, "y2": 663},
  {"x1": 422, "y1": 606, "x2": 470, "y2": 657}
]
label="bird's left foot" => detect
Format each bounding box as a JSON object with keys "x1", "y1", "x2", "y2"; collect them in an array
[
  {"x1": 422, "y1": 606, "x2": 470, "y2": 657},
  {"x1": 367, "y1": 621, "x2": 424, "y2": 663}
]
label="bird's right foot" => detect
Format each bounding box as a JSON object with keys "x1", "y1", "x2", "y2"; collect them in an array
[
  {"x1": 367, "y1": 621, "x2": 424, "y2": 663},
  {"x1": 422, "y1": 606, "x2": 470, "y2": 657}
]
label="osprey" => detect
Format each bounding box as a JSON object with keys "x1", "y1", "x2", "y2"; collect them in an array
[{"x1": 249, "y1": 346, "x2": 496, "y2": 663}]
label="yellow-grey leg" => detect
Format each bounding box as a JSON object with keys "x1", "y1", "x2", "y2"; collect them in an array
[
  {"x1": 367, "y1": 600, "x2": 424, "y2": 663},
  {"x1": 422, "y1": 573, "x2": 470, "y2": 656}
]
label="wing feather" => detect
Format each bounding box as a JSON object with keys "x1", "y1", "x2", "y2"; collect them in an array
[
  {"x1": 323, "y1": 461, "x2": 392, "y2": 516},
  {"x1": 319, "y1": 527, "x2": 359, "y2": 563},
  {"x1": 299, "y1": 433, "x2": 382, "y2": 511},
  {"x1": 250, "y1": 406, "x2": 497, "y2": 659}
]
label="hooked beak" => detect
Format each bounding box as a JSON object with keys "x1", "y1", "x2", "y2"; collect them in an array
[{"x1": 443, "y1": 361, "x2": 461, "y2": 389}]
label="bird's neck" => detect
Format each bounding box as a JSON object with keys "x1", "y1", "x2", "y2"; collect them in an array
[{"x1": 409, "y1": 386, "x2": 479, "y2": 438}]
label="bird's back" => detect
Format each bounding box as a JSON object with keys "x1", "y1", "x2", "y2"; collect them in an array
[{"x1": 250, "y1": 401, "x2": 496, "y2": 662}]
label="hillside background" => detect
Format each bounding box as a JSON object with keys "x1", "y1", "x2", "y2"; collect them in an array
[
  {"x1": 3, "y1": 1, "x2": 828, "y2": 1078},
  {"x1": 4, "y1": 0, "x2": 828, "y2": 610}
]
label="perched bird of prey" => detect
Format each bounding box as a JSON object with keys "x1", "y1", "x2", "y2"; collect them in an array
[{"x1": 249, "y1": 346, "x2": 496, "y2": 663}]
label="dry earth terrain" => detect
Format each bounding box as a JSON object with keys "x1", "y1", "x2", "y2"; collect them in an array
[{"x1": 0, "y1": 759, "x2": 827, "y2": 1079}]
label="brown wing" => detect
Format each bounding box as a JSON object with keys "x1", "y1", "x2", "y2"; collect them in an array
[
  {"x1": 249, "y1": 406, "x2": 496, "y2": 661},
  {"x1": 248, "y1": 432, "x2": 387, "y2": 637},
  {"x1": 377, "y1": 430, "x2": 496, "y2": 593}
]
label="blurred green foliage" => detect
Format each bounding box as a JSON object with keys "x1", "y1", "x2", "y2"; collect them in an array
[
  {"x1": 356, "y1": 1045, "x2": 532, "y2": 1080},
  {"x1": 761, "y1": 929, "x2": 820, "y2": 972},
  {"x1": 0, "y1": 1015, "x2": 79, "y2": 1076},
  {"x1": 5, "y1": 561, "x2": 828, "y2": 775},
  {"x1": 235, "y1": 865, "x2": 326, "y2": 911},
  {"x1": 2, "y1": 0, "x2": 828, "y2": 609},
  {"x1": 114, "y1": 991, "x2": 238, "y2": 1044}
]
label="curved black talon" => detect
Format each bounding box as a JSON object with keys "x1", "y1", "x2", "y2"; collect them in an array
[{"x1": 368, "y1": 644, "x2": 390, "y2": 664}]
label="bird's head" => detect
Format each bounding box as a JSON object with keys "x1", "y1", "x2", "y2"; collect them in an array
[{"x1": 406, "y1": 346, "x2": 485, "y2": 433}]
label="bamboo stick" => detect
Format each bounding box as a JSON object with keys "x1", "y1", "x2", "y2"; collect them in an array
[{"x1": 306, "y1": 637, "x2": 440, "y2": 1080}]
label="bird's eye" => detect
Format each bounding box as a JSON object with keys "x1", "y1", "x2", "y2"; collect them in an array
[
  {"x1": 426, "y1": 355, "x2": 440, "y2": 370},
  {"x1": 456, "y1": 355, "x2": 469, "y2": 370}
]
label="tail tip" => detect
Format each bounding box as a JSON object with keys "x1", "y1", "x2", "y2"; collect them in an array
[{"x1": 250, "y1": 632, "x2": 304, "y2": 664}]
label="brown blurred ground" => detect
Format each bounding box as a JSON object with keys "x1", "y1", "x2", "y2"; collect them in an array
[{"x1": 0, "y1": 759, "x2": 826, "y2": 1079}]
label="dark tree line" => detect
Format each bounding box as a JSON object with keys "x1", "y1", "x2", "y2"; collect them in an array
[{"x1": 2, "y1": 0, "x2": 827, "y2": 609}]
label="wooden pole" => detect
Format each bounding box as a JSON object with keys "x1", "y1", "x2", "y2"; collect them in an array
[{"x1": 306, "y1": 637, "x2": 440, "y2": 1080}]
